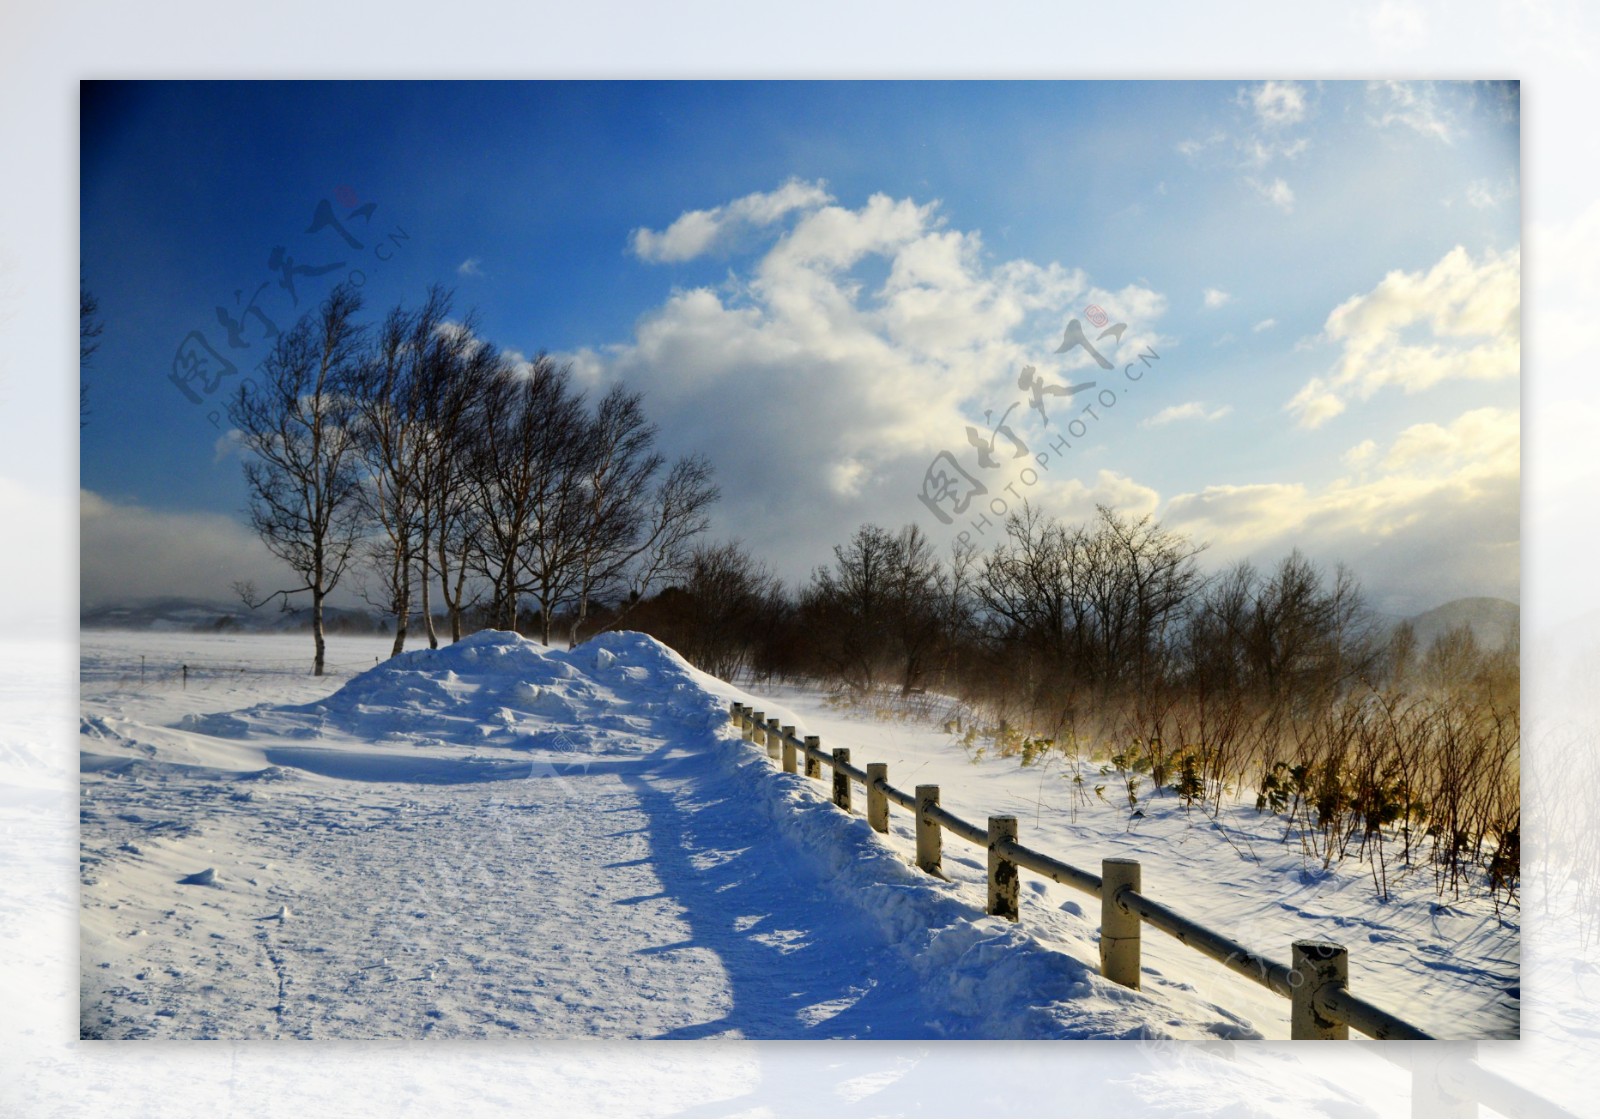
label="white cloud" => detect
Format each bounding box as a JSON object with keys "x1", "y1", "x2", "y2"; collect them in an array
[
  {"x1": 1141, "y1": 402, "x2": 1233, "y2": 428},
  {"x1": 1245, "y1": 81, "x2": 1308, "y2": 128},
  {"x1": 1163, "y1": 406, "x2": 1519, "y2": 611},
  {"x1": 1342, "y1": 438, "x2": 1377, "y2": 468},
  {"x1": 212, "y1": 429, "x2": 244, "y2": 464},
  {"x1": 572, "y1": 188, "x2": 1169, "y2": 581},
  {"x1": 630, "y1": 178, "x2": 833, "y2": 263},
  {"x1": 1286, "y1": 379, "x2": 1347, "y2": 429},
  {"x1": 1249, "y1": 177, "x2": 1295, "y2": 212},
  {"x1": 1465, "y1": 177, "x2": 1515, "y2": 210},
  {"x1": 1176, "y1": 131, "x2": 1225, "y2": 158},
  {"x1": 1252, "y1": 318, "x2": 1277, "y2": 333},
  {"x1": 1203, "y1": 288, "x2": 1233, "y2": 309},
  {"x1": 1287, "y1": 244, "x2": 1520, "y2": 428},
  {"x1": 1367, "y1": 80, "x2": 1460, "y2": 143},
  {"x1": 457, "y1": 257, "x2": 483, "y2": 277},
  {"x1": 80, "y1": 490, "x2": 313, "y2": 610}
]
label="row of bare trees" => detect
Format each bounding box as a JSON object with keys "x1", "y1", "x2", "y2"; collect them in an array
[{"x1": 229, "y1": 283, "x2": 718, "y2": 674}]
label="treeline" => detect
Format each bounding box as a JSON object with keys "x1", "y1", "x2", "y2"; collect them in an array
[
  {"x1": 620, "y1": 504, "x2": 1518, "y2": 903},
  {"x1": 230, "y1": 283, "x2": 717, "y2": 675}
]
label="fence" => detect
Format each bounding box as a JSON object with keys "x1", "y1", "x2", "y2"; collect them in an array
[{"x1": 728, "y1": 703, "x2": 1568, "y2": 1116}]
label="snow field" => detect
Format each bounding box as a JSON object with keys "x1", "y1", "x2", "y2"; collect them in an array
[{"x1": 55, "y1": 626, "x2": 1596, "y2": 1115}]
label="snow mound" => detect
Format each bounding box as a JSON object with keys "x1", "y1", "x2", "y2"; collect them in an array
[{"x1": 238, "y1": 630, "x2": 729, "y2": 753}]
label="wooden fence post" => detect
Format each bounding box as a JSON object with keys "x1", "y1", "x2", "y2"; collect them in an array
[
  {"x1": 987, "y1": 816, "x2": 1019, "y2": 920},
  {"x1": 780, "y1": 725, "x2": 797, "y2": 773},
  {"x1": 750, "y1": 712, "x2": 766, "y2": 749},
  {"x1": 741, "y1": 708, "x2": 755, "y2": 742},
  {"x1": 866, "y1": 763, "x2": 889, "y2": 833},
  {"x1": 766, "y1": 718, "x2": 782, "y2": 761},
  {"x1": 832, "y1": 748, "x2": 852, "y2": 812},
  {"x1": 1291, "y1": 941, "x2": 1349, "y2": 1040},
  {"x1": 915, "y1": 785, "x2": 942, "y2": 875},
  {"x1": 729, "y1": 701, "x2": 741, "y2": 727},
  {"x1": 1100, "y1": 857, "x2": 1142, "y2": 990},
  {"x1": 804, "y1": 735, "x2": 822, "y2": 780}
]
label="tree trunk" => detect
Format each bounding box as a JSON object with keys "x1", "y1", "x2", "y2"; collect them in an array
[
  {"x1": 449, "y1": 559, "x2": 465, "y2": 642},
  {"x1": 390, "y1": 546, "x2": 410, "y2": 659},
  {"x1": 312, "y1": 588, "x2": 327, "y2": 676},
  {"x1": 435, "y1": 532, "x2": 464, "y2": 642},
  {"x1": 418, "y1": 535, "x2": 438, "y2": 649}
]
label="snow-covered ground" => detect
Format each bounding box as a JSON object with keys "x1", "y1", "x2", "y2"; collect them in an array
[
  {"x1": 9, "y1": 626, "x2": 1580, "y2": 1112},
  {"x1": 77, "y1": 628, "x2": 1278, "y2": 1042}
]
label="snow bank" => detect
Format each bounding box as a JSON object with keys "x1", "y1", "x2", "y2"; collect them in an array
[{"x1": 704, "y1": 725, "x2": 1203, "y2": 1039}]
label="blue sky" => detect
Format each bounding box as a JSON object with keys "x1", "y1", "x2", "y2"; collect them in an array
[{"x1": 80, "y1": 80, "x2": 1521, "y2": 615}]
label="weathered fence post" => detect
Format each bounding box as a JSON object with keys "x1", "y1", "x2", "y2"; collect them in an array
[
  {"x1": 1291, "y1": 941, "x2": 1349, "y2": 1040},
  {"x1": 866, "y1": 763, "x2": 889, "y2": 833},
  {"x1": 804, "y1": 735, "x2": 822, "y2": 780},
  {"x1": 750, "y1": 712, "x2": 766, "y2": 750},
  {"x1": 915, "y1": 785, "x2": 942, "y2": 875},
  {"x1": 780, "y1": 725, "x2": 797, "y2": 773},
  {"x1": 740, "y1": 707, "x2": 755, "y2": 742},
  {"x1": 1100, "y1": 857, "x2": 1142, "y2": 990},
  {"x1": 832, "y1": 748, "x2": 853, "y2": 812},
  {"x1": 766, "y1": 718, "x2": 782, "y2": 761},
  {"x1": 728, "y1": 701, "x2": 739, "y2": 726},
  {"x1": 987, "y1": 815, "x2": 1019, "y2": 920}
]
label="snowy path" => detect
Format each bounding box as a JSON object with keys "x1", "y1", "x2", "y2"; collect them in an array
[
  {"x1": 88, "y1": 631, "x2": 1196, "y2": 1041},
  {"x1": 80, "y1": 635, "x2": 964, "y2": 1039},
  {"x1": 74, "y1": 628, "x2": 1510, "y2": 1053}
]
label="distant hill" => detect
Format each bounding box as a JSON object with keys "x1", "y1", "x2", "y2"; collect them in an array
[
  {"x1": 1403, "y1": 597, "x2": 1519, "y2": 652},
  {"x1": 81, "y1": 597, "x2": 387, "y2": 635}
]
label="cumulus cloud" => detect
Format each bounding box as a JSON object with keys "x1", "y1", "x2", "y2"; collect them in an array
[
  {"x1": 1203, "y1": 288, "x2": 1233, "y2": 309},
  {"x1": 1342, "y1": 438, "x2": 1377, "y2": 468},
  {"x1": 571, "y1": 186, "x2": 1168, "y2": 579},
  {"x1": 1246, "y1": 81, "x2": 1308, "y2": 128},
  {"x1": 630, "y1": 178, "x2": 834, "y2": 263},
  {"x1": 1287, "y1": 244, "x2": 1519, "y2": 428},
  {"x1": 457, "y1": 257, "x2": 483, "y2": 277},
  {"x1": 1141, "y1": 402, "x2": 1233, "y2": 428},
  {"x1": 1163, "y1": 406, "x2": 1519, "y2": 611},
  {"x1": 80, "y1": 490, "x2": 314, "y2": 609}
]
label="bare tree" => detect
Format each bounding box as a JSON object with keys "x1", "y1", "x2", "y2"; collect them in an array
[
  {"x1": 229, "y1": 284, "x2": 368, "y2": 675},
  {"x1": 563, "y1": 387, "x2": 719, "y2": 644},
  {"x1": 421, "y1": 319, "x2": 498, "y2": 644},
  {"x1": 598, "y1": 453, "x2": 720, "y2": 634},
  {"x1": 462, "y1": 354, "x2": 588, "y2": 636},
  {"x1": 562, "y1": 385, "x2": 663, "y2": 646},
  {"x1": 351, "y1": 290, "x2": 450, "y2": 657},
  {"x1": 668, "y1": 539, "x2": 784, "y2": 680}
]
